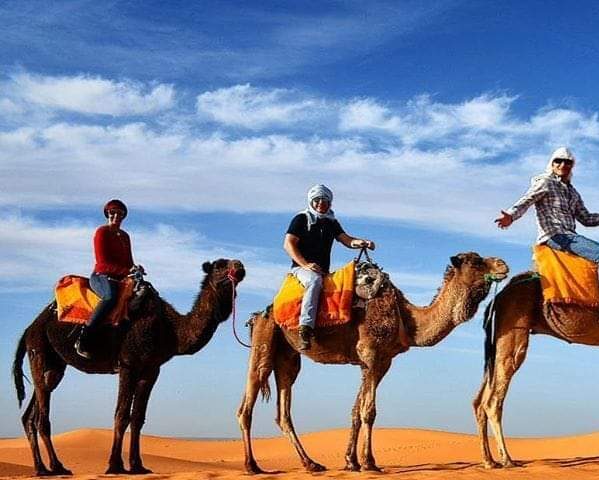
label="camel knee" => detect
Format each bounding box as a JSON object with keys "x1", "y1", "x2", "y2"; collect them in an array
[
  {"x1": 44, "y1": 370, "x2": 64, "y2": 391},
  {"x1": 360, "y1": 405, "x2": 376, "y2": 425},
  {"x1": 237, "y1": 403, "x2": 253, "y2": 430},
  {"x1": 276, "y1": 413, "x2": 293, "y2": 433}
]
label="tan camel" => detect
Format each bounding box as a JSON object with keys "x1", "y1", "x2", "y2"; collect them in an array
[
  {"x1": 237, "y1": 252, "x2": 508, "y2": 473},
  {"x1": 13, "y1": 258, "x2": 245, "y2": 476},
  {"x1": 473, "y1": 272, "x2": 599, "y2": 468}
]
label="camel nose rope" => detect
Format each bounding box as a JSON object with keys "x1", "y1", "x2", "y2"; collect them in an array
[{"x1": 228, "y1": 269, "x2": 251, "y2": 348}]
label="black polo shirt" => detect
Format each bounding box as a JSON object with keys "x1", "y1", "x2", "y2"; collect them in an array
[{"x1": 286, "y1": 213, "x2": 345, "y2": 273}]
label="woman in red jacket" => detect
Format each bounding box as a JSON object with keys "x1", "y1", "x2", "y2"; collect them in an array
[{"x1": 75, "y1": 199, "x2": 134, "y2": 359}]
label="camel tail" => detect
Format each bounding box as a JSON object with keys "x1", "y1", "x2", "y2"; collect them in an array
[
  {"x1": 247, "y1": 308, "x2": 273, "y2": 403},
  {"x1": 260, "y1": 381, "x2": 271, "y2": 402},
  {"x1": 13, "y1": 330, "x2": 28, "y2": 408}
]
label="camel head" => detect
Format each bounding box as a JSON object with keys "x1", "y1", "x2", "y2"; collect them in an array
[
  {"x1": 202, "y1": 258, "x2": 246, "y2": 287},
  {"x1": 447, "y1": 252, "x2": 508, "y2": 319},
  {"x1": 449, "y1": 252, "x2": 509, "y2": 288}
]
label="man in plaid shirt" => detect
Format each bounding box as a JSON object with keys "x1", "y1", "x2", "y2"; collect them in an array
[{"x1": 495, "y1": 147, "x2": 599, "y2": 262}]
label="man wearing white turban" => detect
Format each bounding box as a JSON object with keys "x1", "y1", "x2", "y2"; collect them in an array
[
  {"x1": 495, "y1": 147, "x2": 599, "y2": 261},
  {"x1": 284, "y1": 184, "x2": 375, "y2": 350}
]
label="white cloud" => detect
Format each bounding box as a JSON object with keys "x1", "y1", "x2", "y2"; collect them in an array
[
  {"x1": 196, "y1": 84, "x2": 324, "y2": 129},
  {"x1": 0, "y1": 215, "x2": 445, "y2": 296},
  {"x1": 3, "y1": 74, "x2": 599, "y2": 247},
  {"x1": 6, "y1": 73, "x2": 175, "y2": 116},
  {"x1": 0, "y1": 214, "x2": 284, "y2": 296}
]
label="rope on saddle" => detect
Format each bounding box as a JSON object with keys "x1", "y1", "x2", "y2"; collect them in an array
[{"x1": 229, "y1": 269, "x2": 251, "y2": 348}]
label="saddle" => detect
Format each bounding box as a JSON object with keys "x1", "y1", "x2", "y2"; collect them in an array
[
  {"x1": 54, "y1": 275, "x2": 135, "y2": 325},
  {"x1": 534, "y1": 245, "x2": 599, "y2": 342},
  {"x1": 533, "y1": 245, "x2": 599, "y2": 307},
  {"x1": 272, "y1": 259, "x2": 388, "y2": 329}
]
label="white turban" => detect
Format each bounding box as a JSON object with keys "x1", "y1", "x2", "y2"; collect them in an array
[
  {"x1": 301, "y1": 184, "x2": 336, "y2": 230},
  {"x1": 545, "y1": 147, "x2": 575, "y2": 181}
]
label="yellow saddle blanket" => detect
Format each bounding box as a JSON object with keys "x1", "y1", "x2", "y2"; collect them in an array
[
  {"x1": 273, "y1": 261, "x2": 355, "y2": 329},
  {"x1": 533, "y1": 245, "x2": 599, "y2": 307},
  {"x1": 55, "y1": 275, "x2": 134, "y2": 325}
]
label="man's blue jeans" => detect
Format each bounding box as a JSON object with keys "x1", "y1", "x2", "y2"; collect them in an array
[
  {"x1": 546, "y1": 233, "x2": 599, "y2": 264},
  {"x1": 87, "y1": 273, "x2": 119, "y2": 328},
  {"x1": 291, "y1": 267, "x2": 323, "y2": 329}
]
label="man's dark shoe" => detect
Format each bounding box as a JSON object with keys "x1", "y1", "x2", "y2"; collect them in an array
[{"x1": 298, "y1": 325, "x2": 314, "y2": 351}]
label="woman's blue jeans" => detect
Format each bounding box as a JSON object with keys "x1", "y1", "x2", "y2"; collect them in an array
[
  {"x1": 87, "y1": 273, "x2": 119, "y2": 328},
  {"x1": 546, "y1": 233, "x2": 599, "y2": 264}
]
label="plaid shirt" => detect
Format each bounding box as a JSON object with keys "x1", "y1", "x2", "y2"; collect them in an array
[{"x1": 507, "y1": 173, "x2": 599, "y2": 244}]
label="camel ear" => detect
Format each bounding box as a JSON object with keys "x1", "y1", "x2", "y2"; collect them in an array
[
  {"x1": 450, "y1": 256, "x2": 463, "y2": 268},
  {"x1": 202, "y1": 262, "x2": 213, "y2": 273}
]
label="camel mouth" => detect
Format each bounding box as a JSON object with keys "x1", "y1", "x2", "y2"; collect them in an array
[
  {"x1": 233, "y1": 269, "x2": 246, "y2": 282},
  {"x1": 493, "y1": 271, "x2": 508, "y2": 280},
  {"x1": 229, "y1": 261, "x2": 246, "y2": 283}
]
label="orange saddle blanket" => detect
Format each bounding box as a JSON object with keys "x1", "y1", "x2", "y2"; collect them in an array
[
  {"x1": 273, "y1": 261, "x2": 355, "y2": 329},
  {"x1": 533, "y1": 245, "x2": 599, "y2": 307},
  {"x1": 55, "y1": 275, "x2": 134, "y2": 325}
]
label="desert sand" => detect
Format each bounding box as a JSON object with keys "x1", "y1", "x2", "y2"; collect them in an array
[{"x1": 2, "y1": 427, "x2": 599, "y2": 479}]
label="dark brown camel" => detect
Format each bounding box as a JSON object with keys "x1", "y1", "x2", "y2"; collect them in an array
[
  {"x1": 12, "y1": 258, "x2": 245, "y2": 476},
  {"x1": 473, "y1": 272, "x2": 599, "y2": 468},
  {"x1": 237, "y1": 252, "x2": 508, "y2": 473}
]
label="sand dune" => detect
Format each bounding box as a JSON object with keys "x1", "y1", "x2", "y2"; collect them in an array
[{"x1": 2, "y1": 427, "x2": 599, "y2": 479}]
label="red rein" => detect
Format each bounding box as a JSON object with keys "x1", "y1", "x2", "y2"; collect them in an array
[{"x1": 228, "y1": 269, "x2": 251, "y2": 348}]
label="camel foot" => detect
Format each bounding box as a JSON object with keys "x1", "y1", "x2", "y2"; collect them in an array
[
  {"x1": 245, "y1": 460, "x2": 266, "y2": 475},
  {"x1": 105, "y1": 463, "x2": 127, "y2": 475},
  {"x1": 361, "y1": 463, "x2": 383, "y2": 472},
  {"x1": 50, "y1": 465, "x2": 73, "y2": 476},
  {"x1": 305, "y1": 461, "x2": 326, "y2": 472},
  {"x1": 501, "y1": 459, "x2": 522, "y2": 468},
  {"x1": 344, "y1": 461, "x2": 361, "y2": 471},
  {"x1": 482, "y1": 459, "x2": 501, "y2": 469},
  {"x1": 129, "y1": 465, "x2": 153, "y2": 475},
  {"x1": 35, "y1": 467, "x2": 54, "y2": 477}
]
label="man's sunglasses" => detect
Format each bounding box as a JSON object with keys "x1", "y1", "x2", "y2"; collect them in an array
[
  {"x1": 312, "y1": 197, "x2": 330, "y2": 204},
  {"x1": 553, "y1": 158, "x2": 574, "y2": 166}
]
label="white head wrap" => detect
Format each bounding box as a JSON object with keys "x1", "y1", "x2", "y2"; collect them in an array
[
  {"x1": 545, "y1": 146, "x2": 576, "y2": 182},
  {"x1": 301, "y1": 184, "x2": 336, "y2": 230}
]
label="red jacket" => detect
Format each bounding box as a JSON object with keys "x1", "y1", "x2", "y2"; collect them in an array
[{"x1": 93, "y1": 225, "x2": 134, "y2": 279}]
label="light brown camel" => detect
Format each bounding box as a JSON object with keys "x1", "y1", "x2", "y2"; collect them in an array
[
  {"x1": 12, "y1": 258, "x2": 245, "y2": 476},
  {"x1": 237, "y1": 252, "x2": 508, "y2": 473},
  {"x1": 473, "y1": 272, "x2": 599, "y2": 468}
]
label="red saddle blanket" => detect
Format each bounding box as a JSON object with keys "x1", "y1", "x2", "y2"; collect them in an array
[
  {"x1": 55, "y1": 275, "x2": 134, "y2": 325},
  {"x1": 273, "y1": 261, "x2": 355, "y2": 329}
]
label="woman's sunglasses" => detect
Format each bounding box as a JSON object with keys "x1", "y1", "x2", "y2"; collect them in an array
[{"x1": 553, "y1": 158, "x2": 574, "y2": 166}]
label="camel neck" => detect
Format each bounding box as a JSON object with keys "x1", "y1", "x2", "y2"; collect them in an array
[
  {"x1": 173, "y1": 281, "x2": 232, "y2": 355},
  {"x1": 403, "y1": 274, "x2": 487, "y2": 347}
]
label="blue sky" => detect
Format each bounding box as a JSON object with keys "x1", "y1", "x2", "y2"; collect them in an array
[{"x1": 3, "y1": 0, "x2": 599, "y2": 440}]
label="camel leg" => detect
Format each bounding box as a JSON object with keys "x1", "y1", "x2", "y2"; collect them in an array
[
  {"x1": 344, "y1": 383, "x2": 365, "y2": 471},
  {"x1": 274, "y1": 346, "x2": 325, "y2": 472},
  {"x1": 473, "y1": 372, "x2": 499, "y2": 469},
  {"x1": 481, "y1": 327, "x2": 530, "y2": 468},
  {"x1": 359, "y1": 359, "x2": 392, "y2": 472},
  {"x1": 106, "y1": 367, "x2": 136, "y2": 474},
  {"x1": 128, "y1": 368, "x2": 160, "y2": 474},
  {"x1": 237, "y1": 315, "x2": 277, "y2": 474},
  {"x1": 35, "y1": 367, "x2": 71, "y2": 475},
  {"x1": 22, "y1": 396, "x2": 50, "y2": 476}
]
